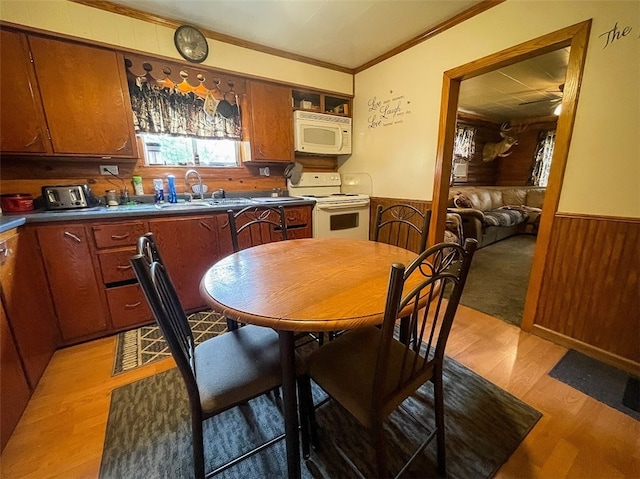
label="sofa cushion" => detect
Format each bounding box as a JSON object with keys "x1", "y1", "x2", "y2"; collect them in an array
[
  {"x1": 482, "y1": 209, "x2": 526, "y2": 227},
  {"x1": 526, "y1": 189, "x2": 545, "y2": 208},
  {"x1": 502, "y1": 188, "x2": 527, "y2": 206}
]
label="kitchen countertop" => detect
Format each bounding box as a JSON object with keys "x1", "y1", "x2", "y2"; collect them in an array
[
  {"x1": 0, "y1": 216, "x2": 27, "y2": 233},
  {"x1": 1, "y1": 196, "x2": 315, "y2": 225}
]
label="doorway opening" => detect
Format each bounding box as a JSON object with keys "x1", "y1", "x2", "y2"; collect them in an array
[{"x1": 429, "y1": 20, "x2": 592, "y2": 331}]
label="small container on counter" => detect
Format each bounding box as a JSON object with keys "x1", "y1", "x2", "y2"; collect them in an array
[
  {"x1": 167, "y1": 175, "x2": 178, "y2": 203},
  {"x1": 106, "y1": 190, "x2": 118, "y2": 206},
  {"x1": 132, "y1": 176, "x2": 144, "y2": 195},
  {"x1": 0, "y1": 193, "x2": 34, "y2": 212},
  {"x1": 153, "y1": 179, "x2": 165, "y2": 203}
]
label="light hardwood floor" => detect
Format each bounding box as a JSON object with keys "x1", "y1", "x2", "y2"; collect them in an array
[{"x1": 1, "y1": 306, "x2": 638, "y2": 478}]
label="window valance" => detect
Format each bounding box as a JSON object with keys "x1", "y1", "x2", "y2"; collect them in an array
[{"x1": 124, "y1": 55, "x2": 246, "y2": 140}]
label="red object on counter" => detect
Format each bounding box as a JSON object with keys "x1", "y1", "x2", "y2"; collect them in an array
[{"x1": 1, "y1": 194, "x2": 34, "y2": 212}]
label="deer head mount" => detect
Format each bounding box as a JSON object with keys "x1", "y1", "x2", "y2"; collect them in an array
[{"x1": 482, "y1": 122, "x2": 527, "y2": 162}]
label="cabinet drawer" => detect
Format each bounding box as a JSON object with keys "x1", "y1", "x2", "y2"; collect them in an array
[
  {"x1": 92, "y1": 222, "x2": 147, "y2": 249},
  {"x1": 106, "y1": 284, "x2": 153, "y2": 330},
  {"x1": 98, "y1": 248, "x2": 136, "y2": 284},
  {"x1": 284, "y1": 206, "x2": 311, "y2": 227}
]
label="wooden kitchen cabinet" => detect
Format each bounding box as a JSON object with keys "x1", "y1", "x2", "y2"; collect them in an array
[
  {"x1": 36, "y1": 224, "x2": 109, "y2": 343},
  {"x1": 0, "y1": 301, "x2": 31, "y2": 452},
  {"x1": 91, "y1": 220, "x2": 152, "y2": 332},
  {"x1": 0, "y1": 29, "x2": 137, "y2": 158},
  {"x1": 0, "y1": 30, "x2": 50, "y2": 154},
  {"x1": 149, "y1": 215, "x2": 224, "y2": 312},
  {"x1": 246, "y1": 80, "x2": 294, "y2": 162},
  {"x1": 0, "y1": 228, "x2": 59, "y2": 389}
]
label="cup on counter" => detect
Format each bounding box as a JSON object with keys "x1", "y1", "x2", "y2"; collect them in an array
[{"x1": 106, "y1": 189, "x2": 118, "y2": 206}]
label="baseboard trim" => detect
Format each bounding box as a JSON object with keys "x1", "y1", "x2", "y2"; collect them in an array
[{"x1": 532, "y1": 325, "x2": 640, "y2": 376}]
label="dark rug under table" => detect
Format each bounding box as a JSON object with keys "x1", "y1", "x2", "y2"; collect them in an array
[{"x1": 100, "y1": 356, "x2": 542, "y2": 478}]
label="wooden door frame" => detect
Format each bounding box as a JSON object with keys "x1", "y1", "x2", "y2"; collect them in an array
[{"x1": 429, "y1": 20, "x2": 591, "y2": 331}]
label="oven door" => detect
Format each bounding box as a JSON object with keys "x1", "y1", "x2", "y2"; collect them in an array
[{"x1": 313, "y1": 201, "x2": 370, "y2": 240}]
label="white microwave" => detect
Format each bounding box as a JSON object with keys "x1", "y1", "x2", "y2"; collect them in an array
[{"x1": 294, "y1": 110, "x2": 351, "y2": 155}]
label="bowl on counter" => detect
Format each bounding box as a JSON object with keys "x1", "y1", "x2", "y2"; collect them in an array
[
  {"x1": 1, "y1": 193, "x2": 34, "y2": 212},
  {"x1": 191, "y1": 184, "x2": 209, "y2": 194}
]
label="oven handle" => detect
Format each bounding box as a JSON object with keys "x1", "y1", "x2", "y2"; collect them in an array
[{"x1": 316, "y1": 201, "x2": 370, "y2": 211}]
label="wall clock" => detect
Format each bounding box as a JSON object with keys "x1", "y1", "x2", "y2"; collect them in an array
[{"x1": 174, "y1": 25, "x2": 209, "y2": 63}]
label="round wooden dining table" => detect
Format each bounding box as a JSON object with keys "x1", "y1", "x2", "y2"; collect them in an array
[{"x1": 200, "y1": 237, "x2": 418, "y2": 479}]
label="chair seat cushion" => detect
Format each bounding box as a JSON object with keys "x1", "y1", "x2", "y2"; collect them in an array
[
  {"x1": 194, "y1": 325, "x2": 283, "y2": 414},
  {"x1": 307, "y1": 327, "x2": 434, "y2": 428}
]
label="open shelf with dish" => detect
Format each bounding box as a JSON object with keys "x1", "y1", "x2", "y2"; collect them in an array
[{"x1": 292, "y1": 89, "x2": 351, "y2": 117}]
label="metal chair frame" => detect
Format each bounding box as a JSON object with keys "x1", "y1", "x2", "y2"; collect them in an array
[
  {"x1": 131, "y1": 233, "x2": 313, "y2": 478},
  {"x1": 373, "y1": 203, "x2": 432, "y2": 253},
  {"x1": 227, "y1": 205, "x2": 288, "y2": 253},
  {"x1": 302, "y1": 238, "x2": 478, "y2": 478}
]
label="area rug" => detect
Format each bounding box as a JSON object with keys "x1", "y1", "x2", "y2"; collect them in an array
[
  {"x1": 100, "y1": 356, "x2": 542, "y2": 478},
  {"x1": 549, "y1": 349, "x2": 640, "y2": 421},
  {"x1": 460, "y1": 235, "x2": 536, "y2": 326},
  {"x1": 112, "y1": 310, "x2": 227, "y2": 375}
]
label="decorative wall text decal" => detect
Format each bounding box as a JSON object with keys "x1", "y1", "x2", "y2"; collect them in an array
[
  {"x1": 598, "y1": 21, "x2": 638, "y2": 49},
  {"x1": 367, "y1": 90, "x2": 412, "y2": 129}
]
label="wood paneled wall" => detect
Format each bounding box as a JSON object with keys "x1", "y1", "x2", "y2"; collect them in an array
[
  {"x1": 453, "y1": 116, "x2": 557, "y2": 187},
  {"x1": 535, "y1": 214, "x2": 640, "y2": 364},
  {"x1": 368, "y1": 197, "x2": 432, "y2": 253}
]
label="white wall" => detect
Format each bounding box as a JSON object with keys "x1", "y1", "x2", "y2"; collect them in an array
[
  {"x1": 0, "y1": 0, "x2": 352, "y2": 95},
  {"x1": 344, "y1": 0, "x2": 640, "y2": 218}
]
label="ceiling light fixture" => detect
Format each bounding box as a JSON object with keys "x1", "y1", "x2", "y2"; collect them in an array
[{"x1": 553, "y1": 103, "x2": 562, "y2": 116}]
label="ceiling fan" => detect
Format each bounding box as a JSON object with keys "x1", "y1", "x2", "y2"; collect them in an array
[{"x1": 519, "y1": 83, "x2": 564, "y2": 106}]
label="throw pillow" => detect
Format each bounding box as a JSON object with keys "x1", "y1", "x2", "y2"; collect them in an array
[{"x1": 453, "y1": 193, "x2": 473, "y2": 208}]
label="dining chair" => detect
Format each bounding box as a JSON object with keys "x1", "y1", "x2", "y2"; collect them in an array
[
  {"x1": 224, "y1": 205, "x2": 289, "y2": 331},
  {"x1": 372, "y1": 203, "x2": 432, "y2": 344},
  {"x1": 300, "y1": 238, "x2": 478, "y2": 478},
  {"x1": 227, "y1": 205, "x2": 288, "y2": 253},
  {"x1": 130, "y1": 237, "x2": 314, "y2": 479},
  {"x1": 373, "y1": 203, "x2": 432, "y2": 254}
]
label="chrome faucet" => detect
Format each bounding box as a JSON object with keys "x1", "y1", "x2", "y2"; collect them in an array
[{"x1": 185, "y1": 169, "x2": 204, "y2": 200}]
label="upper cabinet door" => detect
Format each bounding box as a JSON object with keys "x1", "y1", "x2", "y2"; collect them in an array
[
  {"x1": 0, "y1": 30, "x2": 51, "y2": 154},
  {"x1": 28, "y1": 36, "x2": 137, "y2": 158},
  {"x1": 247, "y1": 81, "x2": 293, "y2": 162}
]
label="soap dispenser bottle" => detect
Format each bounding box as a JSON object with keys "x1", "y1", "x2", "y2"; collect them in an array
[{"x1": 167, "y1": 175, "x2": 178, "y2": 203}]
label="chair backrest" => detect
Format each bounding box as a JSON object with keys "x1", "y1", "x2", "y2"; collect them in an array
[
  {"x1": 373, "y1": 238, "x2": 477, "y2": 414},
  {"x1": 130, "y1": 254, "x2": 201, "y2": 412},
  {"x1": 373, "y1": 204, "x2": 432, "y2": 253},
  {"x1": 227, "y1": 205, "x2": 288, "y2": 252},
  {"x1": 137, "y1": 232, "x2": 165, "y2": 265}
]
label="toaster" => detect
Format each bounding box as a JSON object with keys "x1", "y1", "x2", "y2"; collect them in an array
[{"x1": 41, "y1": 184, "x2": 101, "y2": 210}]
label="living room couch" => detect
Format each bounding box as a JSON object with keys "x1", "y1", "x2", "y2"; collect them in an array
[{"x1": 447, "y1": 186, "x2": 545, "y2": 248}]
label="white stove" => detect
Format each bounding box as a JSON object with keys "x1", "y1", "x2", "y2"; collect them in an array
[{"x1": 288, "y1": 172, "x2": 370, "y2": 239}]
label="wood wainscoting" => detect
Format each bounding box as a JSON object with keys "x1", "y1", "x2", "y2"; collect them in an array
[
  {"x1": 368, "y1": 197, "x2": 432, "y2": 253},
  {"x1": 533, "y1": 213, "x2": 639, "y2": 373}
]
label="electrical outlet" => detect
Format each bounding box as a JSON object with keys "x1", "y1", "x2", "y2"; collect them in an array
[
  {"x1": 100, "y1": 165, "x2": 119, "y2": 175},
  {"x1": 259, "y1": 167, "x2": 270, "y2": 177}
]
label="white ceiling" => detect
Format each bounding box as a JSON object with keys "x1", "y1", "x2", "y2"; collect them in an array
[{"x1": 106, "y1": 0, "x2": 569, "y2": 122}]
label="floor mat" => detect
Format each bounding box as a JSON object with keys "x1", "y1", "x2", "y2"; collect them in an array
[
  {"x1": 549, "y1": 349, "x2": 640, "y2": 421},
  {"x1": 112, "y1": 310, "x2": 227, "y2": 375}
]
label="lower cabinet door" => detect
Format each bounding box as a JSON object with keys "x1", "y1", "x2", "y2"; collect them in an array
[
  {"x1": 1, "y1": 303, "x2": 31, "y2": 451},
  {"x1": 106, "y1": 284, "x2": 153, "y2": 330},
  {"x1": 36, "y1": 225, "x2": 109, "y2": 343}
]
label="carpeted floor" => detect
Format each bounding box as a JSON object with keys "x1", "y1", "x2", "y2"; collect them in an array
[
  {"x1": 460, "y1": 234, "x2": 536, "y2": 326},
  {"x1": 112, "y1": 310, "x2": 227, "y2": 375},
  {"x1": 100, "y1": 355, "x2": 542, "y2": 479},
  {"x1": 549, "y1": 349, "x2": 640, "y2": 421}
]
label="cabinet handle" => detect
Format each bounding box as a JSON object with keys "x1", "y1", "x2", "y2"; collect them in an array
[
  {"x1": 116, "y1": 140, "x2": 129, "y2": 152},
  {"x1": 0, "y1": 245, "x2": 8, "y2": 264},
  {"x1": 116, "y1": 264, "x2": 132, "y2": 270},
  {"x1": 24, "y1": 134, "x2": 40, "y2": 148},
  {"x1": 110, "y1": 233, "x2": 130, "y2": 240},
  {"x1": 125, "y1": 301, "x2": 142, "y2": 309},
  {"x1": 64, "y1": 231, "x2": 82, "y2": 243},
  {"x1": 199, "y1": 221, "x2": 212, "y2": 231}
]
